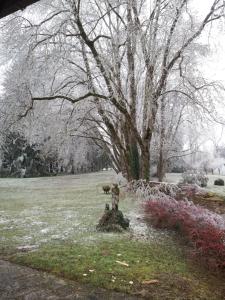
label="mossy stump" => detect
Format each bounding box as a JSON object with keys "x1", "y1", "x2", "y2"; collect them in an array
[{"x1": 96, "y1": 204, "x2": 130, "y2": 232}]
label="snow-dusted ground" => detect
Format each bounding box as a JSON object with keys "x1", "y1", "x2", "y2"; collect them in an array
[
  {"x1": 4, "y1": 171, "x2": 223, "y2": 252},
  {"x1": 0, "y1": 171, "x2": 165, "y2": 252}
]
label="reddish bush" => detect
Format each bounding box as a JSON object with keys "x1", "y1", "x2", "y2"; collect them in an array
[{"x1": 145, "y1": 198, "x2": 225, "y2": 272}]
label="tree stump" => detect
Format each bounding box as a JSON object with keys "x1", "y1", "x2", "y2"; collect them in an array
[{"x1": 96, "y1": 204, "x2": 129, "y2": 232}]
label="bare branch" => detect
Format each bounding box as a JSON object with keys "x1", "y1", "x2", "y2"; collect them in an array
[{"x1": 32, "y1": 92, "x2": 108, "y2": 103}]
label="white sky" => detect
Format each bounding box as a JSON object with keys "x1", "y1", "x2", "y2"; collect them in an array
[{"x1": 191, "y1": 0, "x2": 225, "y2": 81}]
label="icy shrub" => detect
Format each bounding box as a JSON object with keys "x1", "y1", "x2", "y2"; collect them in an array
[
  {"x1": 126, "y1": 178, "x2": 208, "y2": 203},
  {"x1": 126, "y1": 179, "x2": 148, "y2": 194},
  {"x1": 145, "y1": 198, "x2": 225, "y2": 272},
  {"x1": 126, "y1": 179, "x2": 180, "y2": 201},
  {"x1": 214, "y1": 179, "x2": 225, "y2": 186},
  {"x1": 182, "y1": 171, "x2": 208, "y2": 187}
]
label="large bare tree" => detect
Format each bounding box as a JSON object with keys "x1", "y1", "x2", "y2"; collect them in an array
[{"x1": 1, "y1": 0, "x2": 225, "y2": 180}]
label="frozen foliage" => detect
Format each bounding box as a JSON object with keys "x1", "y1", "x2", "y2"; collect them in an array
[
  {"x1": 181, "y1": 171, "x2": 209, "y2": 187},
  {"x1": 145, "y1": 198, "x2": 225, "y2": 271},
  {"x1": 127, "y1": 180, "x2": 181, "y2": 201},
  {"x1": 208, "y1": 157, "x2": 225, "y2": 175},
  {"x1": 128, "y1": 177, "x2": 225, "y2": 270},
  {"x1": 0, "y1": 131, "x2": 59, "y2": 177}
]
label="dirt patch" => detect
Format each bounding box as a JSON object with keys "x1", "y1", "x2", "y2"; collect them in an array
[
  {"x1": 193, "y1": 193, "x2": 225, "y2": 214},
  {"x1": 176, "y1": 183, "x2": 225, "y2": 214}
]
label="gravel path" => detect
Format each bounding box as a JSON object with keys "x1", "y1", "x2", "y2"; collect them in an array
[{"x1": 0, "y1": 260, "x2": 141, "y2": 300}]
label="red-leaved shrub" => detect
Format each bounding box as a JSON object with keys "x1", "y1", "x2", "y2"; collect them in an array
[{"x1": 145, "y1": 198, "x2": 225, "y2": 272}]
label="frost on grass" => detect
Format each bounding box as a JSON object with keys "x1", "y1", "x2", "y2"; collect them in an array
[
  {"x1": 128, "y1": 213, "x2": 168, "y2": 241},
  {"x1": 0, "y1": 172, "x2": 168, "y2": 250}
]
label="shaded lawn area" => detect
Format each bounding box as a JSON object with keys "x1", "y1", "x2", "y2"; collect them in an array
[{"x1": 0, "y1": 171, "x2": 224, "y2": 299}]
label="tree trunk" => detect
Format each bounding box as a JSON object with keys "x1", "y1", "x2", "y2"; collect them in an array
[
  {"x1": 157, "y1": 151, "x2": 166, "y2": 182},
  {"x1": 157, "y1": 97, "x2": 166, "y2": 182},
  {"x1": 140, "y1": 141, "x2": 150, "y2": 180},
  {"x1": 128, "y1": 142, "x2": 140, "y2": 180}
]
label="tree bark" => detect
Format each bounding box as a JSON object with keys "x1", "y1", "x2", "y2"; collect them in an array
[
  {"x1": 127, "y1": 140, "x2": 140, "y2": 180},
  {"x1": 140, "y1": 140, "x2": 150, "y2": 180},
  {"x1": 157, "y1": 150, "x2": 166, "y2": 182},
  {"x1": 157, "y1": 98, "x2": 166, "y2": 182}
]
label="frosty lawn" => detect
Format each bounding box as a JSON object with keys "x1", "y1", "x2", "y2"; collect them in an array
[
  {"x1": 0, "y1": 171, "x2": 224, "y2": 298},
  {"x1": 0, "y1": 171, "x2": 158, "y2": 250}
]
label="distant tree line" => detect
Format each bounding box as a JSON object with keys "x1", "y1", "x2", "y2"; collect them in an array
[{"x1": 0, "y1": 131, "x2": 111, "y2": 178}]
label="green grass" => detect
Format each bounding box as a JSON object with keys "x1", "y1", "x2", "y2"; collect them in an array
[
  {"x1": 13, "y1": 239, "x2": 187, "y2": 292},
  {"x1": 11, "y1": 239, "x2": 225, "y2": 299},
  {"x1": 0, "y1": 171, "x2": 224, "y2": 299}
]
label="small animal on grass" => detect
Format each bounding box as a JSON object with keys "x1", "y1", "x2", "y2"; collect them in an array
[{"x1": 102, "y1": 185, "x2": 111, "y2": 194}]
